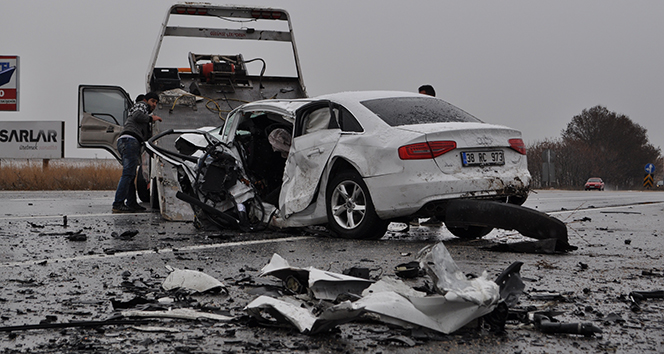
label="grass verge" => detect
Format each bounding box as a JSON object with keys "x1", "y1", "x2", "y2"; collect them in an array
[{"x1": 0, "y1": 159, "x2": 121, "y2": 190}]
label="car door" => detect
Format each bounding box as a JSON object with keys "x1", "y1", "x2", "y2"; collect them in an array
[
  {"x1": 280, "y1": 101, "x2": 341, "y2": 217},
  {"x1": 77, "y1": 85, "x2": 133, "y2": 161}
]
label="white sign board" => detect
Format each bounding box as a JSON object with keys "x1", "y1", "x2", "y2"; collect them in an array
[
  {"x1": 0, "y1": 55, "x2": 19, "y2": 111},
  {"x1": 0, "y1": 121, "x2": 64, "y2": 158}
]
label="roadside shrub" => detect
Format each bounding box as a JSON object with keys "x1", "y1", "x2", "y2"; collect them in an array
[{"x1": 0, "y1": 159, "x2": 121, "y2": 190}]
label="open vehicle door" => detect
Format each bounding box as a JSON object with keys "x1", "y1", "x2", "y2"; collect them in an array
[
  {"x1": 280, "y1": 102, "x2": 340, "y2": 217},
  {"x1": 77, "y1": 85, "x2": 133, "y2": 161}
]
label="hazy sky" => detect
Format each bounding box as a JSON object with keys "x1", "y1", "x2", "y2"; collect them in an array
[{"x1": 2, "y1": 1, "x2": 663, "y2": 161}]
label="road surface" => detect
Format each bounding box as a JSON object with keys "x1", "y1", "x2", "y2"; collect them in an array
[{"x1": 1, "y1": 189, "x2": 663, "y2": 353}]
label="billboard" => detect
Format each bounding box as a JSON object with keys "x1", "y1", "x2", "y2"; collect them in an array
[
  {"x1": 0, "y1": 55, "x2": 19, "y2": 111},
  {"x1": 0, "y1": 121, "x2": 64, "y2": 158}
]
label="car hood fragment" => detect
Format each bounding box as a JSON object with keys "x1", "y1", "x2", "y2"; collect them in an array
[
  {"x1": 161, "y1": 265, "x2": 226, "y2": 293},
  {"x1": 247, "y1": 243, "x2": 501, "y2": 334}
]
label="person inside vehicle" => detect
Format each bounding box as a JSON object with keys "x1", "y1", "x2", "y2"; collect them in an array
[{"x1": 112, "y1": 92, "x2": 162, "y2": 213}]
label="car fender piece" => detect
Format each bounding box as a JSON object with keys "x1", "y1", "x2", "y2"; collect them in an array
[{"x1": 444, "y1": 200, "x2": 576, "y2": 252}]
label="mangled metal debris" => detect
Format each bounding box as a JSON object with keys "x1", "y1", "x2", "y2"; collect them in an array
[
  {"x1": 247, "y1": 243, "x2": 502, "y2": 335},
  {"x1": 358, "y1": 243, "x2": 501, "y2": 334},
  {"x1": 259, "y1": 253, "x2": 374, "y2": 300},
  {"x1": 161, "y1": 265, "x2": 226, "y2": 294},
  {"x1": 245, "y1": 296, "x2": 363, "y2": 334},
  {"x1": 244, "y1": 244, "x2": 608, "y2": 340}
]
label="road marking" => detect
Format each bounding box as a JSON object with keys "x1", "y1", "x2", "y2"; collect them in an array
[{"x1": 0, "y1": 236, "x2": 313, "y2": 268}]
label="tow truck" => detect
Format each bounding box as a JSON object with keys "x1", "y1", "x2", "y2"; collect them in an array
[{"x1": 77, "y1": 3, "x2": 307, "y2": 220}]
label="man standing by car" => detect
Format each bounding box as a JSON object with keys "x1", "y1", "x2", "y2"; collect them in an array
[
  {"x1": 112, "y1": 92, "x2": 162, "y2": 213},
  {"x1": 416, "y1": 84, "x2": 443, "y2": 226},
  {"x1": 418, "y1": 84, "x2": 436, "y2": 97}
]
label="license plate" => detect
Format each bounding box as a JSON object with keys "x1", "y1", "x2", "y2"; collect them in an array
[{"x1": 461, "y1": 150, "x2": 505, "y2": 166}]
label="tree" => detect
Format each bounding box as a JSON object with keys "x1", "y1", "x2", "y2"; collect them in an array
[{"x1": 560, "y1": 106, "x2": 660, "y2": 189}]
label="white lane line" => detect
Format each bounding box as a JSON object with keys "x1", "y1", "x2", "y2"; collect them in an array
[{"x1": 1, "y1": 236, "x2": 313, "y2": 268}]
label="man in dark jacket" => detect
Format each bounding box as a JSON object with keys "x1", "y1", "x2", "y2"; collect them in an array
[{"x1": 112, "y1": 92, "x2": 162, "y2": 213}]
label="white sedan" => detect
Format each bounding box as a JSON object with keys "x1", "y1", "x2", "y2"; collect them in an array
[{"x1": 149, "y1": 91, "x2": 531, "y2": 240}]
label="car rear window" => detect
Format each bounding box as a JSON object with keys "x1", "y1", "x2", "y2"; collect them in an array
[{"x1": 360, "y1": 97, "x2": 482, "y2": 126}]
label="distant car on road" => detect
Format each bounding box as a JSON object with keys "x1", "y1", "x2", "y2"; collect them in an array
[
  {"x1": 584, "y1": 177, "x2": 605, "y2": 191},
  {"x1": 657, "y1": 180, "x2": 663, "y2": 188}
]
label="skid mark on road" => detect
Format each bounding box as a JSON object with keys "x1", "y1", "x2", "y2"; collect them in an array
[{"x1": 0, "y1": 236, "x2": 313, "y2": 269}]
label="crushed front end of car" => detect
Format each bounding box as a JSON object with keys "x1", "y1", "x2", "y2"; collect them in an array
[{"x1": 146, "y1": 129, "x2": 273, "y2": 232}]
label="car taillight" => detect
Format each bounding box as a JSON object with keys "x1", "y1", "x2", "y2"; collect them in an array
[
  {"x1": 399, "y1": 141, "x2": 456, "y2": 160},
  {"x1": 509, "y1": 138, "x2": 526, "y2": 155}
]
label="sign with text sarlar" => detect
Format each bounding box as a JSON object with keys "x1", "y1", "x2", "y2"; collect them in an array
[{"x1": 0, "y1": 121, "x2": 64, "y2": 158}]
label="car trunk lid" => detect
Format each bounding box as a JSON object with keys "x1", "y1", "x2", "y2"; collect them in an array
[{"x1": 396, "y1": 122, "x2": 523, "y2": 172}]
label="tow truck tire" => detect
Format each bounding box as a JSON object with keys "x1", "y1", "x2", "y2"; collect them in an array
[
  {"x1": 447, "y1": 225, "x2": 494, "y2": 239},
  {"x1": 326, "y1": 171, "x2": 388, "y2": 240},
  {"x1": 136, "y1": 166, "x2": 150, "y2": 203}
]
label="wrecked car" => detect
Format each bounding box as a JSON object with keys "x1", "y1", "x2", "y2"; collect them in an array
[{"x1": 147, "y1": 90, "x2": 538, "y2": 241}]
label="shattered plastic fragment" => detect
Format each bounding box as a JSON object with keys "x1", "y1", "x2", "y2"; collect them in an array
[
  {"x1": 494, "y1": 261, "x2": 525, "y2": 307},
  {"x1": 418, "y1": 243, "x2": 501, "y2": 306},
  {"x1": 162, "y1": 266, "x2": 225, "y2": 293}
]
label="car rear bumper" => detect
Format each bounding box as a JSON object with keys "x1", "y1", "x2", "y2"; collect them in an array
[{"x1": 364, "y1": 167, "x2": 530, "y2": 219}]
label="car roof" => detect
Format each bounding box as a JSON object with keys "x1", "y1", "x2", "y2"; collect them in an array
[{"x1": 239, "y1": 90, "x2": 432, "y2": 114}]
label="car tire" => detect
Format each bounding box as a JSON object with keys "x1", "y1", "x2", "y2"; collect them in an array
[
  {"x1": 326, "y1": 171, "x2": 388, "y2": 240},
  {"x1": 446, "y1": 225, "x2": 494, "y2": 239},
  {"x1": 136, "y1": 166, "x2": 150, "y2": 203}
]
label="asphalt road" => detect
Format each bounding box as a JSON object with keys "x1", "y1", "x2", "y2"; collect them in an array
[{"x1": 1, "y1": 189, "x2": 663, "y2": 353}]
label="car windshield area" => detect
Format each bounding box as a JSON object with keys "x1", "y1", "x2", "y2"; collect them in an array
[
  {"x1": 360, "y1": 97, "x2": 482, "y2": 126},
  {"x1": 587, "y1": 178, "x2": 602, "y2": 182}
]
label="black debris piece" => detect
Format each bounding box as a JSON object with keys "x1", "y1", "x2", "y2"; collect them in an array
[
  {"x1": 342, "y1": 267, "x2": 370, "y2": 279},
  {"x1": 394, "y1": 261, "x2": 421, "y2": 279},
  {"x1": 444, "y1": 199, "x2": 576, "y2": 252},
  {"x1": 110, "y1": 297, "x2": 154, "y2": 310},
  {"x1": 535, "y1": 314, "x2": 602, "y2": 337},
  {"x1": 112, "y1": 230, "x2": 139, "y2": 240}
]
